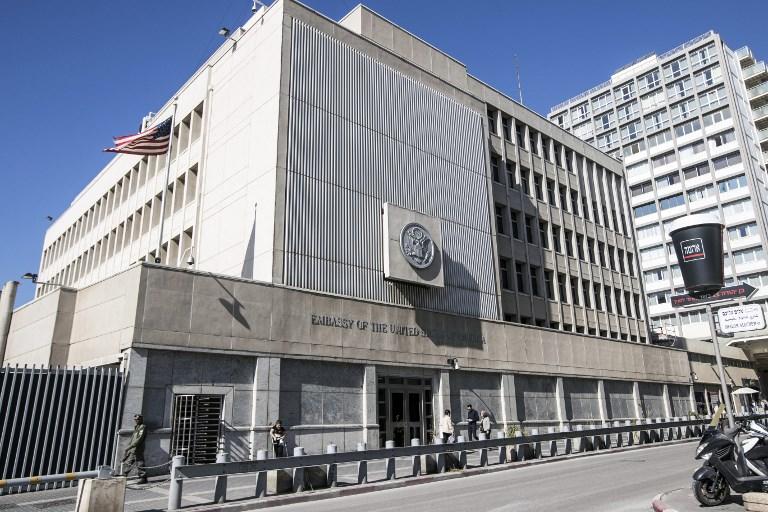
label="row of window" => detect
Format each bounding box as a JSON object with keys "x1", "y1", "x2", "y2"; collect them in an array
[
  {"x1": 42, "y1": 104, "x2": 204, "y2": 273},
  {"x1": 504, "y1": 312, "x2": 644, "y2": 342},
  {"x1": 498, "y1": 258, "x2": 642, "y2": 319}
]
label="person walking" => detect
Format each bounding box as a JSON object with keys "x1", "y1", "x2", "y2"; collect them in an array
[
  {"x1": 439, "y1": 410, "x2": 454, "y2": 443},
  {"x1": 466, "y1": 404, "x2": 480, "y2": 441},
  {"x1": 122, "y1": 414, "x2": 147, "y2": 484},
  {"x1": 480, "y1": 411, "x2": 491, "y2": 438},
  {"x1": 270, "y1": 419, "x2": 287, "y2": 458}
]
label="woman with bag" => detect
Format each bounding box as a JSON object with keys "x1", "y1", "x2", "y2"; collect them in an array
[
  {"x1": 439, "y1": 409, "x2": 454, "y2": 443},
  {"x1": 480, "y1": 411, "x2": 492, "y2": 438},
  {"x1": 269, "y1": 419, "x2": 287, "y2": 457}
]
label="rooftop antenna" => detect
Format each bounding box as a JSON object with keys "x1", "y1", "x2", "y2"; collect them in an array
[{"x1": 514, "y1": 54, "x2": 524, "y2": 105}]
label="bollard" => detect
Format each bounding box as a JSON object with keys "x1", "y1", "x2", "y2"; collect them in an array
[
  {"x1": 167, "y1": 455, "x2": 185, "y2": 511},
  {"x1": 496, "y1": 431, "x2": 507, "y2": 464},
  {"x1": 356, "y1": 443, "x2": 367, "y2": 484},
  {"x1": 255, "y1": 450, "x2": 267, "y2": 498},
  {"x1": 547, "y1": 426, "x2": 557, "y2": 456},
  {"x1": 326, "y1": 444, "x2": 338, "y2": 488},
  {"x1": 434, "y1": 437, "x2": 446, "y2": 473},
  {"x1": 560, "y1": 425, "x2": 572, "y2": 455},
  {"x1": 411, "y1": 439, "x2": 421, "y2": 476},
  {"x1": 214, "y1": 452, "x2": 229, "y2": 504},
  {"x1": 477, "y1": 433, "x2": 488, "y2": 466},
  {"x1": 292, "y1": 447, "x2": 306, "y2": 493},
  {"x1": 530, "y1": 428, "x2": 542, "y2": 458},
  {"x1": 625, "y1": 420, "x2": 634, "y2": 446},
  {"x1": 613, "y1": 421, "x2": 622, "y2": 447},
  {"x1": 385, "y1": 441, "x2": 396, "y2": 480},
  {"x1": 575, "y1": 425, "x2": 585, "y2": 452},
  {"x1": 455, "y1": 435, "x2": 467, "y2": 469}
]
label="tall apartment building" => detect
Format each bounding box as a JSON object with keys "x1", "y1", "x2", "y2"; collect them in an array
[
  {"x1": 737, "y1": 46, "x2": 768, "y2": 163},
  {"x1": 548, "y1": 31, "x2": 768, "y2": 346}
]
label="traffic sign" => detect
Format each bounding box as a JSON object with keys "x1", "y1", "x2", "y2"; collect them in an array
[
  {"x1": 718, "y1": 304, "x2": 766, "y2": 334},
  {"x1": 671, "y1": 283, "x2": 757, "y2": 308}
]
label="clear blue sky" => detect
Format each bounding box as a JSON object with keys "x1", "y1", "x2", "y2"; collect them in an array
[{"x1": 2, "y1": 0, "x2": 766, "y2": 305}]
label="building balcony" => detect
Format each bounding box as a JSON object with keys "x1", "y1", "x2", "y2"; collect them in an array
[
  {"x1": 748, "y1": 81, "x2": 768, "y2": 100},
  {"x1": 760, "y1": 127, "x2": 768, "y2": 144},
  {"x1": 753, "y1": 104, "x2": 768, "y2": 124},
  {"x1": 743, "y1": 61, "x2": 768, "y2": 81},
  {"x1": 737, "y1": 46, "x2": 755, "y2": 66}
]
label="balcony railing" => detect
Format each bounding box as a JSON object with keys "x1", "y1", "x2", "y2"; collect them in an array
[
  {"x1": 753, "y1": 104, "x2": 768, "y2": 121},
  {"x1": 743, "y1": 62, "x2": 767, "y2": 80},
  {"x1": 759, "y1": 127, "x2": 768, "y2": 143},
  {"x1": 736, "y1": 46, "x2": 754, "y2": 62},
  {"x1": 749, "y1": 81, "x2": 768, "y2": 100}
]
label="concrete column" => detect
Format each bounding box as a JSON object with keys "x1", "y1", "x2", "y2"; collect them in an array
[
  {"x1": 438, "y1": 370, "x2": 451, "y2": 419},
  {"x1": 121, "y1": 349, "x2": 149, "y2": 429},
  {"x1": 689, "y1": 386, "x2": 697, "y2": 416},
  {"x1": 362, "y1": 365, "x2": 377, "y2": 447},
  {"x1": 500, "y1": 373, "x2": 517, "y2": 430},
  {"x1": 555, "y1": 377, "x2": 567, "y2": 427},
  {"x1": 632, "y1": 382, "x2": 642, "y2": 419},
  {"x1": 0, "y1": 281, "x2": 19, "y2": 364},
  {"x1": 597, "y1": 380, "x2": 608, "y2": 425},
  {"x1": 251, "y1": 357, "x2": 281, "y2": 459},
  {"x1": 662, "y1": 384, "x2": 672, "y2": 418},
  {"x1": 703, "y1": 387, "x2": 711, "y2": 415}
]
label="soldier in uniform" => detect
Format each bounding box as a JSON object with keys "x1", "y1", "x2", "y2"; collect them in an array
[{"x1": 122, "y1": 414, "x2": 147, "y2": 483}]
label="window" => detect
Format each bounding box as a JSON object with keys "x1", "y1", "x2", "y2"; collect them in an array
[
  {"x1": 648, "y1": 290, "x2": 670, "y2": 306},
  {"x1": 593, "y1": 283, "x2": 602, "y2": 310},
  {"x1": 597, "y1": 130, "x2": 619, "y2": 151},
  {"x1": 576, "y1": 234, "x2": 585, "y2": 260},
  {"x1": 722, "y1": 198, "x2": 752, "y2": 216},
  {"x1": 694, "y1": 65, "x2": 722, "y2": 89},
  {"x1": 552, "y1": 225, "x2": 562, "y2": 253},
  {"x1": 598, "y1": 241, "x2": 607, "y2": 267},
  {"x1": 638, "y1": 69, "x2": 661, "y2": 93},
  {"x1": 625, "y1": 160, "x2": 650, "y2": 178},
  {"x1": 559, "y1": 185, "x2": 568, "y2": 211},
  {"x1": 688, "y1": 184, "x2": 715, "y2": 203},
  {"x1": 487, "y1": 109, "x2": 497, "y2": 135},
  {"x1": 631, "y1": 181, "x2": 653, "y2": 197},
  {"x1": 648, "y1": 129, "x2": 673, "y2": 149},
  {"x1": 623, "y1": 139, "x2": 646, "y2": 158},
  {"x1": 644, "y1": 268, "x2": 668, "y2": 284},
  {"x1": 713, "y1": 152, "x2": 742, "y2": 170},
  {"x1": 729, "y1": 222, "x2": 759, "y2": 240},
  {"x1": 544, "y1": 270, "x2": 554, "y2": 299},
  {"x1": 592, "y1": 91, "x2": 613, "y2": 112},
  {"x1": 718, "y1": 174, "x2": 747, "y2": 193},
  {"x1": 614, "y1": 81, "x2": 635, "y2": 102},
  {"x1": 516, "y1": 124, "x2": 525, "y2": 146},
  {"x1": 558, "y1": 272, "x2": 568, "y2": 302},
  {"x1": 708, "y1": 129, "x2": 736, "y2": 149},
  {"x1": 628, "y1": 253, "x2": 635, "y2": 277},
  {"x1": 640, "y1": 245, "x2": 665, "y2": 261},
  {"x1": 617, "y1": 101, "x2": 639, "y2": 122},
  {"x1": 604, "y1": 285, "x2": 613, "y2": 313},
  {"x1": 570, "y1": 277, "x2": 580, "y2": 305},
  {"x1": 543, "y1": 140, "x2": 552, "y2": 162},
  {"x1": 618, "y1": 249, "x2": 626, "y2": 274},
  {"x1": 502, "y1": 116, "x2": 512, "y2": 140},
  {"x1": 670, "y1": 98, "x2": 698, "y2": 122},
  {"x1": 520, "y1": 167, "x2": 531, "y2": 195},
  {"x1": 666, "y1": 77, "x2": 693, "y2": 100},
  {"x1": 739, "y1": 272, "x2": 768, "y2": 288},
  {"x1": 564, "y1": 229, "x2": 574, "y2": 257},
  {"x1": 533, "y1": 173, "x2": 543, "y2": 201},
  {"x1": 680, "y1": 310, "x2": 709, "y2": 325},
  {"x1": 620, "y1": 120, "x2": 642, "y2": 142},
  {"x1": 684, "y1": 162, "x2": 710, "y2": 180},
  {"x1": 608, "y1": 244, "x2": 616, "y2": 271},
  {"x1": 699, "y1": 86, "x2": 726, "y2": 110},
  {"x1": 663, "y1": 56, "x2": 689, "y2": 80},
  {"x1": 525, "y1": 215, "x2": 535, "y2": 243},
  {"x1": 516, "y1": 262, "x2": 526, "y2": 292},
  {"x1": 637, "y1": 223, "x2": 661, "y2": 241},
  {"x1": 506, "y1": 161, "x2": 517, "y2": 188},
  {"x1": 656, "y1": 172, "x2": 681, "y2": 190},
  {"x1": 587, "y1": 237, "x2": 596, "y2": 262},
  {"x1": 733, "y1": 247, "x2": 765, "y2": 265},
  {"x1": 652, "y1": 151, "x2": 676, "y2": 169},
  {"x1": 530, "y1": 266, "x2": 540, "y2": 296},
  {"x1": 539, "y1": 220, "x2": 549, "y2": 249},
  {"x1": 529, "y1": 130, "x2": 539, "y2": 155},
  {"x1": 690, "y1": 43, "x2": 716, "y2": 68},
  {"x1": 674, "y1": 118, "x2": 701, "y2": 137},
  {"x1": 510, "y1": 210, "x2": 521, "y2": 239},
  {"x1": 703, "y1": 107, "x2": 731, "y2": 127},
  {"x1": 679, "y1": 140, "x2": 705, "y2": 159},
  {"x1": 570, "y1": 190, "x2": 580, "y2": 215},
  {"x1": 614, "y1": 289, "x2": 624, "y2": 316},
  {"x1": 671, "y1": 264, "x2": 682, "y2": 280},
  {"x1": 641, "y1": 90, "x2": 665, "y2": 111},
  {"x1": 491, "y1": 155, "x2": 501, "y2": 182},
  {"x1": 595, "y1": 111, "x2": 615, "y2": 132},
  {"x1": 495, "y1": 204, "x2": 506, "y2": 234},
  {"x1": 500, "y1": 258, "x2": 511, "y2": 289},
  {"x1": 573, "y1": 121, "x2": 594, "y2": 140},
  {"x1": 644, "y1": 110, "x2": 669, "y2": 133},
  {"x1": 547, "y1": 179, "x2": 556, "y2": 204},
  {"x1": 659, "y1": 193, "x2": 684, "y2": 211}
]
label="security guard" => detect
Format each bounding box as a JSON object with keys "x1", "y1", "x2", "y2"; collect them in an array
[{"x1": 122, "y1": 414, "x2": 147, "y2": 483}]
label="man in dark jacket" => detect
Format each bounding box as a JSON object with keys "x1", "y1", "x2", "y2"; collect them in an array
[
  {"x1": 122, "y1": 414, "x2": 147, "y2": 483},
  {"x1": 466, "y1": 404, "x2": 480, "y2": 441}
]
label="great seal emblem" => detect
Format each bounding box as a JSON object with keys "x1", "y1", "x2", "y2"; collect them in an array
[{"x1": 400, "y1": 223, "x2": 435, "y2": 269}]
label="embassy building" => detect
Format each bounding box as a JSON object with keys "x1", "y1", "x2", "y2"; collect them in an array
[{"x1": 2, "y1": 1, "x2": 758, "y2": 463}]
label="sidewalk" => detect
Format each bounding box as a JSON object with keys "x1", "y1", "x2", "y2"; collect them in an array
[{"x1": 652, "y1": 487, "x2": 744, "y2": 512}]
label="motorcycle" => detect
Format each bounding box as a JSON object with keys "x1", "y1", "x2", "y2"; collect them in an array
[{"x1": 693, "y1": 413, "x2": 768, "y2": 506}]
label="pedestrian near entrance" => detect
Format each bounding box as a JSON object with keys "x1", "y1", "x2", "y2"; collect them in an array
[
  {"x1": 466, "y1": 404, "x2": 480, "y2": 441},
  {"x1": 270, "y1": 419, "x2": 287, "y2": 458},
  {"x1": 440, "y1": 410, "x2": 454, "y2": 443},
  {"x1": 122, "y1": 414, "x2": 147, "y2": 484},
  {"x1": 480, "y1": 411, "x2": 491, "y2": 438}
]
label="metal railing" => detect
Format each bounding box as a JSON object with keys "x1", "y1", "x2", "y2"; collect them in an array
[
  {"x1": 0, "y1": 466, "x2": 112, "y2": 490},
  {"x1": 167, "y1": 416, "x2": 758, "y2": 510}
]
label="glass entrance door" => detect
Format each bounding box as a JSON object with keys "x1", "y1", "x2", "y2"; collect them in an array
[{"x1": 377, "y1": 376, "x2": 433, "y2": 447}]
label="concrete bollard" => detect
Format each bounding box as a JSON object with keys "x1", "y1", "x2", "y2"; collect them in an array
[
  {"x1": 411, "y1": 438, "x2": 422, "y2": 476},
  {"x1": 326, "y1": 444, "x2": 338, "y2": 488},
  {"x1": 530, "y1": 428, "x2": 542, "y2": 458},
  {"x1": 624, "y1": 420, "x2": 634, "y2": 446},
  {"x1": 255, "y1": 450, "x2": 267, "y2": 498},
  {"x1": 478, "y1": 433, "x2": 488, "y2": 467},
  {"x1": 575, "y1": 425, "x2": 585, "y2": 452},
  {"x1": 385, "y1": 441, "x2": 396, "y2": 480},
  {"x1": 214, "y1": 452, "x2": 229, "y2": 504},
  {"x1": 613, "y1": 421, "x2": 622, "y2": 447},
  {"x1": 356, "y1": 443, "x2": 367, "y2": 484},
  {"x1": 292, "y1": 447, "x2": 306, "y2": 493},
  {"x1": 433, "y1": 437, "x2": 447, "y2": 473},
  {"x1": 167, "y1": 455, "x2": 185, "y2": 511},
  {"x1": 546, "y1": 426, "x2": 557, "y2": 457},
  {"x1": 75, "y1": 475, "x2": 126, "y2": 512},
  {"x1": 496, "y1": 431, "x2": 507, "y2": 463},
  {"x1": 455, "y1": 435, "x2": 467, "y2": 469},
  {"x1": 560, "y1": 425, "x2": 572, "y2": 455}
]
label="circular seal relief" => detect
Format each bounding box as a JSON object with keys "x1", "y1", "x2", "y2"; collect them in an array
[{"x1": 400, "y1": 222, "x2": 435, "y2": 269}]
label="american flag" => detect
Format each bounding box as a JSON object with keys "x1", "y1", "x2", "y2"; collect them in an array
[{"x1": 104, "y1": 117, "x2": 172, "y2": 155}]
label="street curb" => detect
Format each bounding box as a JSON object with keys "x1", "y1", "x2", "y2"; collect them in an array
[
  {"x1": 179, "y1": 438, "x2": 698, "y2": 512},
  {"x1": 651, "y1": 490, "x2": 680, "y2": 512}
]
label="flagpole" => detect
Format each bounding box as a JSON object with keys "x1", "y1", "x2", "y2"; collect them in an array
[{"x1": 156, "y1": 101, "x2": 179, "y2": 263}]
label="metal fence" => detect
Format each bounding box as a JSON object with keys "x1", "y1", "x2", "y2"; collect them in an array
[{"x1": 0, "y1": 365, "x2": 124, "y2": 494}]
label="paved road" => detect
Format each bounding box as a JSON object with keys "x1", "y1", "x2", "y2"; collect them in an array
[{"x1": 265, "y1": 443, "x2": 707, "y2": 512}]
